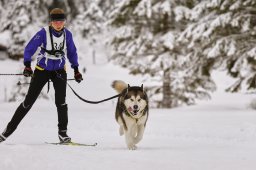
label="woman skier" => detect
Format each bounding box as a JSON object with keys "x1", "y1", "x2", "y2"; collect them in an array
[{"x1": 0, "y1": 8, "x2": 83, "y2": 143}]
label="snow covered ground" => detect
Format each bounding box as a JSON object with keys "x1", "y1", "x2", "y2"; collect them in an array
[{"x1": 1, "y1": 56, "x2": 256, "y2": 170}]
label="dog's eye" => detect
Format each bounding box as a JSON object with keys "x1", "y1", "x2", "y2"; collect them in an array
[
  {"x1": 138, "y1": 99, "x2": 141, "y2": 102},
  {"x1": 130, "y1": 99, "x2": 134, "y2": 102}
]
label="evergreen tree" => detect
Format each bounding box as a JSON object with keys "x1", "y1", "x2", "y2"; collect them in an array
[
  {"x1": 0, "y1": 0, "x2": 49, "y2": 59},
  {"x1": 179, "y1": 0, "x2": 256, "y2": 92},
  {"x1": 71, "y1": 0, "x2": 116, "y2": 65},
  {"x1": 0, "y1": 0, "x2": 57, "y2": 101},
  {"x1": 109, "y1": 0, "x2": 212, "y2": 108},
  {"x1": 72, "y1": 0, "x2": 105, "y2": 38}
]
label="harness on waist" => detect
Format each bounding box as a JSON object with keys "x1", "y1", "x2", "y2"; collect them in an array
[{"x1": 41, "y1": 26, "x2": 66, "y2": 59}]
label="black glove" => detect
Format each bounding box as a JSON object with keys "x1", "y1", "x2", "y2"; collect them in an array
[
  {"x1": 23, "y1": 67, "x2": 33, "y2": 77},
  {"x1": 74, "y1": 67, "x2": 83, "y2": 83},
  {"x1": 23, "y1": 62, "x2": 33, "y2": 77}
]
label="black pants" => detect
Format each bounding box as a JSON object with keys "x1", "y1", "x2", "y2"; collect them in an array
[{"x1": 3, "y1": 68, "x2": 68, "y2": 137}]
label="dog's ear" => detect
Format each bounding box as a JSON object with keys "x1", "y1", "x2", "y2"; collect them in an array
[{"x1": 126, "y1": 84, "x2": 130, "y2": 94}]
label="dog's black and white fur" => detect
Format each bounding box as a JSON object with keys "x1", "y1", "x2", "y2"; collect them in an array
[{"x1": 112, "y1": 80, "x2": 149, "y2": 150}]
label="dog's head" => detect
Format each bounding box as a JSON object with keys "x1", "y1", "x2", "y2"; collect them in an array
[{"x1": 123, "y1": 84, "x2": 148, "y2": 118}]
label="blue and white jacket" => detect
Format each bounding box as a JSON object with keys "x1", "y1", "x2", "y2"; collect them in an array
[{"x1": 24, "y1": 26, "x2": 79, "y2": 71}]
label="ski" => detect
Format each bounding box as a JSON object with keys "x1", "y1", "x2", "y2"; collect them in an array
[{"x1": 45, "y1": 141, "x2": 97, "y2": 147}]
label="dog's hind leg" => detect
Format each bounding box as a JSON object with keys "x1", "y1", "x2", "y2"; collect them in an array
[{"x1": 134, "y1": 125, "x2": 145, "y2": 144}]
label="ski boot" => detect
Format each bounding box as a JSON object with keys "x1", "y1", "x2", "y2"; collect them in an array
[
  {"x1": 58, "y1": 130, "x2": 71, "y2": 143},
  {"x1": 0, "y1": 134, "x2": 6, "y2": 143}
]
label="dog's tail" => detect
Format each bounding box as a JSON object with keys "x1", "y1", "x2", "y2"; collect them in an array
[{"x1": 112, "y1": 80, "x2": 127, "y2": 93}]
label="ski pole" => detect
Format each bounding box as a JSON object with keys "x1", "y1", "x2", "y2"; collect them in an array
[
  {"x1": 66, "y1": 79, "x2": 76, "y2": 81},
  {"x1": 17, "y1": 79, "x2": 76, "y2": 86},
  {"x1": 17, "y1": 81, "x2": 30, "y2": 86},
  {"x1": 0, "y1": 73, "x2": 24, "y2": 76}
]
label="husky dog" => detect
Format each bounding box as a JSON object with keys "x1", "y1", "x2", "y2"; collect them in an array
[{"x1": 112, "y1": 80, "x2": 149, "y2": 150}]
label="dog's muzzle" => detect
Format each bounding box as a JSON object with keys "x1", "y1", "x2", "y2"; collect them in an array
[
  {"x1": 128, "y1": 106, "x2": 139, "y2": 115},
  {"x1": 133, "y1": 109, "x2": 139, "y2": 115}
]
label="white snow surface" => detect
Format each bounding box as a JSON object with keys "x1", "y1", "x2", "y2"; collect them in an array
[{"x1": 1, "y1": 52, "x2": 256, "y2": 169}]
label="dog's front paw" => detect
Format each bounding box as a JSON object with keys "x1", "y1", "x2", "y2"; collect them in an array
[{"x1": 128, "y1": 144, "x2": 137, "y2": 150}]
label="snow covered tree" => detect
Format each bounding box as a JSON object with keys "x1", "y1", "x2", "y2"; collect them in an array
[
  {"x1": 71, "y1": 0, "x2": 118, "y2": 65},
  {"x1": 0, "y1": 0, "x2": 65, "y2": 101},
  {"x1": 179, "y1": 0, "x2": 256, "y2": 92},
  {"x1": 109, "y1": 0, "x2": 213, "y2": 108},
  {"x1": 0, "y1": 0, "x2": 49, "y2": 59},
  {"x1": 0, "y1": 0, "x2": 80, "y2": 60},
  {"x1": 72, "y1": 0, "x2": 105, "y2": 38}
]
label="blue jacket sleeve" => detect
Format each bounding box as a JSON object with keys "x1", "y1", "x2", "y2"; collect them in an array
[
  {"x1": 24, "y1": 28, "x2": 45, "y2": 65},
  {"x1": 65, "y1": 29, "x2": 79, "y2": 69}
]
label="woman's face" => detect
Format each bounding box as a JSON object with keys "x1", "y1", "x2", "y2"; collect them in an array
[{"x1": 51, "y1": 20, "x2": 65, "y2": 31}]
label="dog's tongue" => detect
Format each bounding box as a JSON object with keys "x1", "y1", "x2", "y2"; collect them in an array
[
  {"x1": 128, "y1": 107, "x2": 133, "y2": 112},
  {"x1": 128, "y1": 107, "x2": 139, "y2": 115}
]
